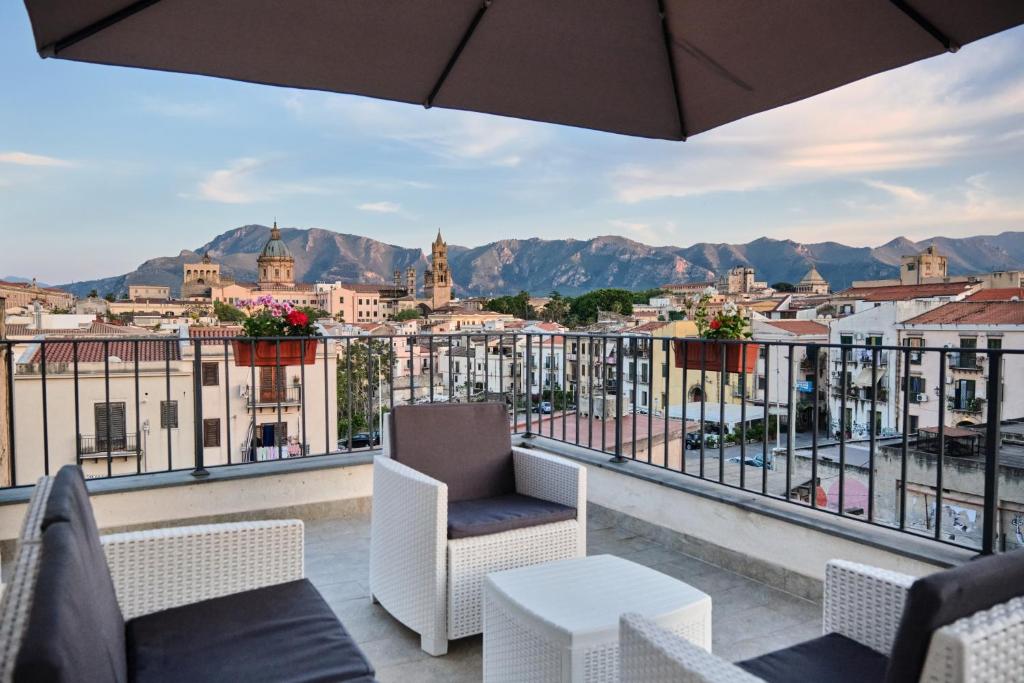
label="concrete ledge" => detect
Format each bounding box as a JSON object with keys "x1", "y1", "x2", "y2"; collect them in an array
[
  {"x1": 0, "y1": 453, "x2": 376, "y2": 555},
  {"x1": 528, "y1": 437, "x2": 974, "y2": 596}
]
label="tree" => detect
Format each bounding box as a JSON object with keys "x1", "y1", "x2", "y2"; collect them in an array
[
  {"x1": 103, "y1": 292, "x2": 117, "y2": 302},
  {"x1": 630, "y1": 288, "x2": 666, "y2": 304},
  {"x1": 541, "y1": 291, "x2": 570, "y2": 324},
  {"x1": 485, "y1": 290, "x2": 534, "y2": 319},
  {"x1": 771, "y1": 281, "x2": 796, "y2": 292},
  {"x1": 213, "y1": 300, "x2": 247, "y2": 323},
  {"x1": 87, "y1": 288, "x2": 99, "y2": 299},
  {"x1": 568, "y1": 289, "x2": 634, "y2": 325},
  {"x1": 393, "y1": 308, "x2": 421, "y2": 321},
  {"x1": 337, "y1": 339, "x2": 395, "y2": 440}
]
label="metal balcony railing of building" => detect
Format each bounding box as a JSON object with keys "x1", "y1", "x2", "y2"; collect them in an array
[{"x1": 2, "y1": 333, "x2": 1021, "y2": 556}]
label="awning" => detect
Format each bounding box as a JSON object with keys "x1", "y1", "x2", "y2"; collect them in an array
[
  {"x1": 19, "y1": 2, "x2": 1024, "y2": 141},
  {"x1": 852, "y1": 367, "x2": 885, "y2": 388}
]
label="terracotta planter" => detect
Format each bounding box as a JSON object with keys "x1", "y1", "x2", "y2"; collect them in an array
[
  {"x1": 673, "y1": 340, "x2": 758, "y2": 373},
  {"x1": 233, "y1": 339, "x2": 319, "y2": 367}
]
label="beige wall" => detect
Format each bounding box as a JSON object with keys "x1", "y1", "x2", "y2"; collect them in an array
[
  {"x1": 580, "y1": 460, "x2": 953, "y2": 583},
  {"x1": 0, "y1": 460, "x2": 372, "y2": 542},
  {"x1": 10, "y1": 341, "x2": 338, "y2": 487}
]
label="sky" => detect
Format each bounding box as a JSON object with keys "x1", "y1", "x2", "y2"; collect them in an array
[{"x1": 1, "y1": 6, "x2": 1023, "y2": 284}]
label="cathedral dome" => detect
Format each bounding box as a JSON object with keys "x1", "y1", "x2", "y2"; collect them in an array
[{"x1": 260, "y1": 222, "x2": 292, "y2": 259}]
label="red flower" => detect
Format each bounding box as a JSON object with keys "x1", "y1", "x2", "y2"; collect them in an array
[
  {"x1": 710, "y1": 318, "x2": 722, "y2": 330},
  {"x1": 286, "y1": 310, "x2": 309, "y2": 327}
]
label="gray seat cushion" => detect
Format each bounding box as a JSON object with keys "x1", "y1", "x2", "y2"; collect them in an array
[
  {"x1": 737, "y1": 633, "x2": 887, "y2": 683},
  {"x1": 41, "y1": 465, "x2": 102, "y2": 533},
  {"x1": 13, "y1": 521, "x2": 128, "y2": 683},
  {"x1": 126, "y1": 579, "x2": 376, "y2": 683},
  {"x1": 884, "y1": 548, "x2": 1024, "y2": 683},
  {"x1": 389, "y1": 402, "x2": 514, "y2": 502},
  {"x1": 447, "y1": 493, "x2": 577, "y2": 539}
]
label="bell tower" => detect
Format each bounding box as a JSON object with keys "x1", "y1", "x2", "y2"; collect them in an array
[{"x1": 423, "y1": 229, "x2": 452, "y2": 310}]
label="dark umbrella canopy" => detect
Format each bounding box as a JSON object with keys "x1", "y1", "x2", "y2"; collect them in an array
[{"x1": 21, "y1": 0, "x2": 1024, "y2": 140}]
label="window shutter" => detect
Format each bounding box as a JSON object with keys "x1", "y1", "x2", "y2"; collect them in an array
[
  {"x1": 95, "y1": 402, "x2": 126, "y2": 450},
  {"x1": 160, "y1": 400, "x2": 178, "y2": 429},
  {"x1": 203, "y1": 419, "x2": 221, "y2": 448},
  {"x1": 202, "y1": 362, "x2": 219, "y2": 386}
]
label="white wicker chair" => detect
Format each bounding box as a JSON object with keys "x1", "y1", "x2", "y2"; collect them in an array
[
  {"x1": 619, "y1": 559, "x2": 1024, "y2": 683},
  {"x1": 0, "y1": 473, "x2": 308, "y2": 681},
  {"x1": 370, "y1": 409, "x2": 586, "y2": 656}
]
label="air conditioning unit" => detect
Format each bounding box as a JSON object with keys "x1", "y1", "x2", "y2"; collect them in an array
[
  {"x1": 916, "y1": 393, "x2": 928, "y2": 402},
  {"x1": 854, "y1": 333, "x2": 865, "y2": 341}
]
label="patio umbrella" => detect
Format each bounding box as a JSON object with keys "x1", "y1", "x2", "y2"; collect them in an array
[{"x1": 21, "y1": 1, "x2": 1024, "y2": 140}]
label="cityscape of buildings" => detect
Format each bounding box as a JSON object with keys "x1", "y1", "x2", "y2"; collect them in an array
[{"x1": 2, "y1": 229, "x2": 1024, "y2": 553}]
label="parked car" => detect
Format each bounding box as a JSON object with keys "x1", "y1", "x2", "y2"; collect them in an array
[
  {"x1": 532, "y1": 401, "x2": 553, "y2": 414},
  {"x1": 685, "y1": 432, "x2": 719, "y2": 450},
  {"x1": 339, "y1": 432, "x2": 380, "y2": 449}
]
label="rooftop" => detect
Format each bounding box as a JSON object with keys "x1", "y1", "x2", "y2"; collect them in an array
[
  {"x1": 183, "y1": 511, "x2": 821, "y2": 682},
  {"x1": 835, "y1": 281, "x2": 975, "y2": 302},
  {"x1": 903, "y1": 301, "x2": 1024, "y2": 325},
  {"x1": 762, "y1": 320, "x2": 830, "y2": 336},
  {"x1": 965, "y1": 287, "x2": 1024, "y2": 302}
]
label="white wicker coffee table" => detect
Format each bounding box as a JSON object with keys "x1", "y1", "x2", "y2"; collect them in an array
[{"x1": 482, "y1": 554, "x2": 711, "y2": 683}]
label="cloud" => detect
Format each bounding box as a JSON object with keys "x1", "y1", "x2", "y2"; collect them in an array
[
  {"x1": 777, "y1": 173, "x2": 1024, "y2": 246},
  {"x1": 197, "y1": 157, "x2": 264, "y2": 203},
  {"x1": 862, "y1": 179, "x2": 930, "y2": 204},
  {"x1": 357, "y1": 201, "x2": 401, "y2": 213},
  {"x1": 283, "y1": 93, "x2": 550, "y2": 167},
  {"x1": 0, "y1": 151, "x2": 74, "y2": 167},
  {"x1": 139, "y1": 97, "x2": 219, "y2": 119},
  {"x1": 611, "y1": 35, "x2": 1024, "y2": 202}
]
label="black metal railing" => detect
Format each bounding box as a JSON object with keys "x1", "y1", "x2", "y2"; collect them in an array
[
  {"x1": 1, "y1": 332, "x2": 1021, "y2": 556},
  {"x1": 247, "y1": 384, "x2": 302, "y2": 407},
  {"x1": 77, "y1": 432, "x2": 140, "y2": 458}
]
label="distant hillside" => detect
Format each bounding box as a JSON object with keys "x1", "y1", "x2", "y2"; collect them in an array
[{"x1": 58, "y1": 226, "x2": 1024, "y2": 298}]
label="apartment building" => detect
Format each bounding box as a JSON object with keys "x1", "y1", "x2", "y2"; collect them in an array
[
  {"x1": 8, "y1": 326, "x2": 337, "y2": 485},
  {"x1": 898, "y1": 301, "x2": 1024, "y2": 431},
  {"x1": 751, "y1": 319, "x2": 830, "y2": 433}
]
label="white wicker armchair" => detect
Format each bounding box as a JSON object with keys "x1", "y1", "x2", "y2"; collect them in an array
[
  {"x1": 619, "y1": 559, "x2": 1024, "y2": 683},
  {"x1": 370, "y1": 407, "x2": 586, "y2": 656}
]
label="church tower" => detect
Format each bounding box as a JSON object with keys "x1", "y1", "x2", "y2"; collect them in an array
[
  {"x1": 423, "y1": 229, "x2": 452, "y2": 310},
  {"x1": 405, "y1": 266, "x2": 417, "y2": 297},
  {"x1": 257, "y1": 221, "x2": 295, "y2": 289}
]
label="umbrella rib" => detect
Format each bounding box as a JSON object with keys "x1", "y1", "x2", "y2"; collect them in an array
[
  {"x1": 657, "y1": 0, "x2": 687, "y2": 141},
  {"x1": 888, "y1": 0, "x2": 959, "y2": 52},
  {"x1": 39, "y1": 0, "x2": 164, "y2": 58},
  {"x1": 425, "y1": 0, "x2": 492, "y2": 109}
]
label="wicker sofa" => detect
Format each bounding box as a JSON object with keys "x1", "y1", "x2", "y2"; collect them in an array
[
  {"x1": 618, "y1": 555, "x2": 1024, "y2": 683},
  {"x1": 370, "y1": 402, "x2": 586, "y2": 655},
  {"x1": 0, "y1": 465, "x2": 377, "y2": 682}
]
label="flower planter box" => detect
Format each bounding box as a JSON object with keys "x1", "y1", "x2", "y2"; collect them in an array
[
  {"x1": 233, "y1": 339, "x2": 319, "y2": 367},
  {"x1": 673, "y1": 340, "x2": 758, "y2": 373}
]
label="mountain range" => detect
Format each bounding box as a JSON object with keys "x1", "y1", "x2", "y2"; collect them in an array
[{"x1": 56, "y1": 225, "x2": 1024, "y2": 299}]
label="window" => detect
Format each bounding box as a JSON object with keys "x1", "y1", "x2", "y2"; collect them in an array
[
  {"x1": 201, "y1": 362, "x2": 219, "y2": 386},
  {"x1": 274, "y1": 268, "x2": 280, "y2": 278},
  {"x1": 906, "y1": 337, "x2": 924, "y2": 365},
  {"x1": 160, "y1": 400, "x2": 178, "y2": 429},
  {"x1": 866, "y1": 335, "x2": 883, "y2": 347},
  {"x1": 908, "y1": 376, "x2": 926, "y2": 401},
  {"x1": 988, "y1": 338, "x2": 1002, "y2": 350},
  {"x1": 203, "y1": 419, "x2": 221, "y2": 448},
  {"x1": 909, "y1": 415, "x2": 919, "y2": 434},
  {"x1": 956, "y1": 338, "x2": 977, "y2": 369},
  {"x1": 953, "y1": 379, "x2": 977, "y2": 411},
  {"x1": 94, "y1": 402, "x2": 126, "y2": 451},
  {"x1": 259, "y1": 366, "x2": 286, "y2": 402},
  {"x1": 840, "y1": 334, "x2": 853, "y2": 361},
  {"x1": 662, "y1": 362, "x2": 668, "y2": 378}
]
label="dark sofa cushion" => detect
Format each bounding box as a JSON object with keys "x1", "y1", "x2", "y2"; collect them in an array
[
  {"x1": 738, "y1": 633, "x2": 888, "y2": 683},
  {"x1": 885, "y1": 548, "x2": 1024, "y2": 683},
  {"x1": 389, "y1": 402, "x2": 514, "y2": 502},
  {"x1": 41, "y1": 465, "x2": 100, "y2": 533},
  {"x1": 126, "y1": 579, "x2": 375, "y2": 683},
  {"x1": 13, "y1": 522, "x2": 128, "y2": 683},
  {"x1": 447, "y1": 493, "x2": 577, "y2": 539}
]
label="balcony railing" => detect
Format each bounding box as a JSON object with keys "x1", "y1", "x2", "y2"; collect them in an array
[
  {"x1": 247, "y1": 384, "x2": 302, "y2": 407},
  {"x1": 77, "y1": 432, "x2": 140, "y2": 459},
  {"x1": 3, "y1": 333, "x2": 1021, "y2": 555}
]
